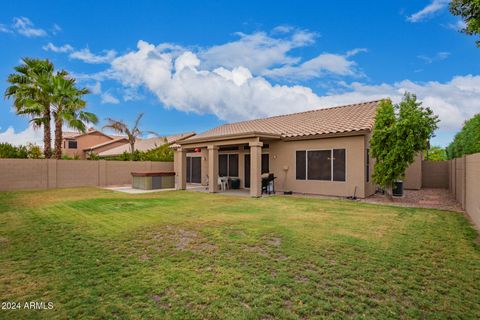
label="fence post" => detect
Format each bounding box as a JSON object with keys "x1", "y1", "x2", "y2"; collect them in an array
[
  {"x1": 98, "y1": 160, "x2": 107, "y2": 187},
  {"x1": 47, "y1": 159, "x2": 57, "y2": 189}
]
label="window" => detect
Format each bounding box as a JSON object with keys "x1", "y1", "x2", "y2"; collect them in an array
[
  {"x1": 261, "y1": 154, "x2": 269, "y2": 174},
  {"x1": 366, "y1": 149, "x2": 370, "y2": 182},
  {"x1": 296, "y1": 149, "x2": 346, "y2": 182},
  {"x1": 308, "y1": 150, "x2": 331, "y2": 180},
  {"x1": 332, "y1": 149, "x2": 346, "y2": 182},
  {"x1": 219, "y1": 154, "x2": 238, "y2": 177},
  {"x1": 68, "y1": 140, "x2": 77, "y2": 149},
  {"x1": 296, "y1": 151, "x2": 306, "y2": 180},
  {"x1": 228, "y1": 154, "x2": 239, "y2": 176}
]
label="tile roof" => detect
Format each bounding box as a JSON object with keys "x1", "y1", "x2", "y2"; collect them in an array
[
  {"x1": 183, "y1": 100, "x2": 382, "y2": 142},
  {"x1": 63, "y1": 129, "x2": 125, "y2": 140},
  {"x1": 84, "y1": 138, "x2": 128, "y2": 151},
  {"x1": 98, "y1": 132, "x2": 196, "y2": 156}
]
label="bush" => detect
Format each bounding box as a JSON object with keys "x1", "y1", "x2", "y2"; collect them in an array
[
  {"x1": 103, "y1": 144, "x2": 174, "y2": 162},
  {"x1": 0, "y1": 143, "x2": 45, "y2": 159},
  {"x1": 446, "y1": 114, "x2": 480, "y2": 159},
  {"x1": 424, "y1": 146, "x2": 447, "y2": 161}
]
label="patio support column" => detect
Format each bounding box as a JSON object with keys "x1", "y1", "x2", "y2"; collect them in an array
[
  {"x1": 176, "y1": 148, "x2": 187, "y2": 190},
  {"x1": 208, "y1": 145, "x2": 219, "y2": 193},
  {"x1": 249, "y1": 141, "x2": 263, "y2": 197}
]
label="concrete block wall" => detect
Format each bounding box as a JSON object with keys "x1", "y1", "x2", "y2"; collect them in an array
[
  {"x1": 0, "y1": 159, "x2": 173, "y2": 191},
  {"x1": 448, "y1": 154, "x2": 480, "y2": 230}
]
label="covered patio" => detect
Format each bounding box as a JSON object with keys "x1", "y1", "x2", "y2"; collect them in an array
[{"x1": 174, "y1": 133, "x2": 279, "y2": 197}]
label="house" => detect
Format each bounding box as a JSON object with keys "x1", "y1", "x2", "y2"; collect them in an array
[
  {"x1": 62, "y1": 128, "x2": 128, "y2": 159},
  {"x1": 97, "y1": 132, "x2": 196, "y2": 158},
  {"x1": 63, "y1": 129, "x2": 196, "y2": 159},
  {"x1": 174, "y1": 100, "x2": 422, "y2": 198}
]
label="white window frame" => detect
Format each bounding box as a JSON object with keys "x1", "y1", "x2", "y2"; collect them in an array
[{"x1": 295, "y1": 148, "x2": 347, "y2": 182}]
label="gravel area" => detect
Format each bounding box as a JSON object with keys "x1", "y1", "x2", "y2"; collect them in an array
[{"x1": 362, "y1": 188, "x2": 463, "y2": 212}]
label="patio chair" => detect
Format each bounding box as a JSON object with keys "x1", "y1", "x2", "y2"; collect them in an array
[{"x1": 218, "y1": 177, "x2": 228, "y2": 191}]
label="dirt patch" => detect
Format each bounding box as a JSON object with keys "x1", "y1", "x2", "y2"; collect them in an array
[
  {"x1": 0, "y1": 236, "x2": 9, "y2": 248},
  {"x1": 244, "y1": 235, "x2": 288, "y2": 260},
  {"x1": 267, "y1": 237, "x2": 281, "y2": 247},
  {"x1": 362, "y1": 188, "x2": 463, "y2": 212},
  {"x1": 131, "y1": 225, "x2": 218, "y2": 259}
]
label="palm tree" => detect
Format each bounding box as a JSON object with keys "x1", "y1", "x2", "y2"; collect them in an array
[
  {"x1": 4, "y1": 58, "x2": 54, "y2": 158},
  {"x1": 103, "y1": 113, "x2": 157, "y2": 159},
  {"x1": 48, "y1": 73, "x2": 98, "y2": 159}
]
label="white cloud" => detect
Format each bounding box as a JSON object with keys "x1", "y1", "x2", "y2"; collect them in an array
[
  {"x1": 272, "y1": 25, "x2": 294, "y2": 34},
  {"x1": 407, "y1": 0, "x2": 449, "y2": 22},
  {"x1": 200, "y1": 30, "x2": 316, "y2": 74},
  {"x1": 12, "y1": 17, "x2": 47, "y2": 37},
  {"x1": 70, "y1": 48, "x2": 117, "y2": 64},
  {"x1": 417, "y1": 51, "x2": 450, "y2": 64},
  {"x1": 43, "y1": 42, "x2": 74, "y2": 53},
  {"x1": 311, "y1": 76, "x2": 480, "y2": 131},
  {"x1": 446, "y1": 19, "x2": 467, "y2": 31},
  {"x1": 0, "y1": 125, "x2": 43, "y2": 146},
  {"x1": 51, "y1": 23, "x2": 62, "y2": 35},
  {"x1": 0, "y1": 23, "x2": 12, "y2": 33},
  {"x1": 87, "y1": 82, "x2": 102, "y2": 94},
  {"x1": 265, "y1": 50, "x2": 364, "y2": 81},
  {"x1": 101, "y1": 92, "x2": 120, "y2": 104},
  {"x1": 106, "y1": 40, "x2": 479, "y2": 133}
]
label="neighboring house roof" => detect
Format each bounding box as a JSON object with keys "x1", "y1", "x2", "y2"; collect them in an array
[
  {"x1": 63, "y1": 128, "x2": 125, "y2": 140},
  {"x1": 83, "y1": 138, "x2": 129, "y2": 151},
  {"x1": 98, "y1": 132, "x2": 196, "y2": 156},
  {"x1": 180, "y1": 100, "x2": 382, "y2": 144}
]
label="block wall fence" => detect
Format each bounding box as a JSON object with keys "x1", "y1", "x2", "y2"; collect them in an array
[{"x1": 0, "y1": 159, "x2": 173, "y2": 191}]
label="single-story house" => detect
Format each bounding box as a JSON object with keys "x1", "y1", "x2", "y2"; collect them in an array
[
  {"x1": 97, "y1": 132, "x2": 196, "y2": 158},
  {"x1": 174, "y1": 100, "x2": 422, "y2": 198}
]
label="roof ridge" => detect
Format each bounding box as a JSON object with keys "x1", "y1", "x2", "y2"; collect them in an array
[{"x1": 217, "y1": 99, "x2": 384, "y2": 127}]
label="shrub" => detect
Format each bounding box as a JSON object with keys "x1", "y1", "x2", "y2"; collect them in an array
[
  {"x1": 446, "y1": 114, "x2": 480, "y2": 159},
  {"x1": 0, "y1": 142, "x2": 28, "y2": 158}
]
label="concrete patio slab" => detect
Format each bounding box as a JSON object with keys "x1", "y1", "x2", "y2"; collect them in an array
[{"x1": 105, "y1": 186, "x2": 176, "y2": 194}]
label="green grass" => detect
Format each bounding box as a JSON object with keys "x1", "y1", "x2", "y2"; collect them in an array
[{"x1": 0, "y1": 188, "x2": 479, "y2": 319}]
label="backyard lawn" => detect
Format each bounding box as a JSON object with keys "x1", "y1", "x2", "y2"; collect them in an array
[{"x1": 0, "y1": 188, "x2": 479, "y2": 319}]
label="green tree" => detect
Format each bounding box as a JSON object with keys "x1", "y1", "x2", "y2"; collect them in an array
[
  {"x1": 103, "y1": 113, "x2": 157, "y2": 160},
  {"x1": 142, "y1": 139, "x2": 174, "y2": 161},
  {"x1": 446, "y1": 114, "x2": 480, "y2": 159},
  {"x1": 424, "y1": 146, "x2": 447, "y2": 161},
  {"x1": 4, "y1": 58, "x2": 54, "y2": 158},
  {"x1": 26, "y1": 143, "x2": 42, "y2": 159},
  {"x1": 47, "y1": 73, "x2": 98, "y2": 159},
  {"x1": 0, "y1": 143, "x2": 28, "y2": 158},
  {"x1": 450, "y1": 0, "x2": 480, "y2": 46},
  {"x1": 371, "y1": 93, "x2": 439, "y2": 198}
]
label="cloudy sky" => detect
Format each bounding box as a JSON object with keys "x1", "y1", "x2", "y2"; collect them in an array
[{"x1": 0, "y1": 0, "x2": 478, "y2": 146}]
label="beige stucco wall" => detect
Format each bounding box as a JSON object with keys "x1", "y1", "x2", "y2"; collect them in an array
[
  {"x1": 0, "y1": 159, "x2": 173, "y2": 191},
  {"x1": 421, "y1": 160, "x2": 449, "y2": 188},
  {"x1": 364, "y1": 133, "x2": 376, "y2": 197},
  {"x1": 403, "y1": 153, "x2": 423, "y2": 190},
  {"x1": 447, "y1": 153, "x2": 480, "y2": 230},
  {"x1": 268, "y1": 135, "x2": 367, "y2": 198},
  {"x1": 465, "y1": 153, "x2": 480, "y2": 229}
]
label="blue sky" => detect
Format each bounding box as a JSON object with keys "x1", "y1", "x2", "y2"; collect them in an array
[{"x1": 0, "y1": 0, "x2": 478, "y2": 147}]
